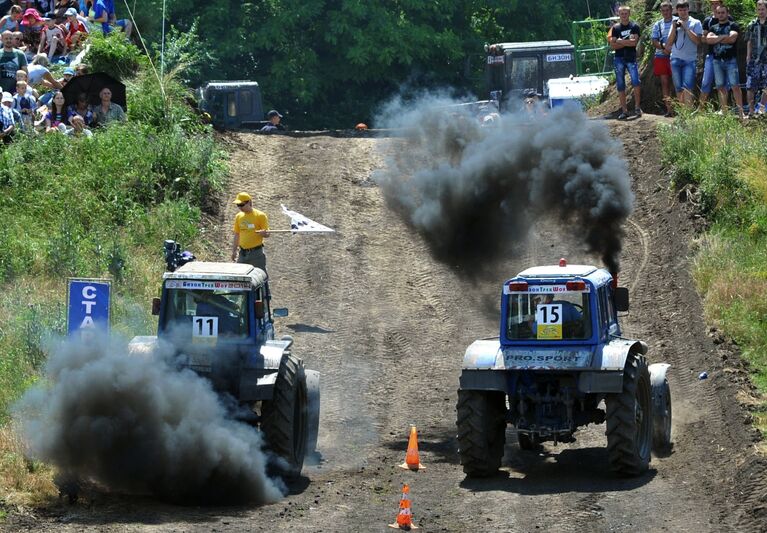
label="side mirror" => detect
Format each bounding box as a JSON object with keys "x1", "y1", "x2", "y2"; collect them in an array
[
  {"x1": 273, "y1": 307, "x2": 289, "y2": 318},
  {"x1": 151, "y1": 297, "x2": 161, "y2": 316},
  {"x1": 614, "y1": 287, "x2": 629, "y2": 312}
]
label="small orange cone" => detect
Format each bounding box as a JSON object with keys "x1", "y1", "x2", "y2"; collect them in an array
[
  {"x1": 388, "y1": 484, "x2": 419, "y2": 530},
  {"x1": 399, "y1": 425, "x2": 425, "y2": 471}
]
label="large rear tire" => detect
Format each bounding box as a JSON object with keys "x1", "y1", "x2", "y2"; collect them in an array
[
  {"x1": 605, "y1": 353, "x2": 652, "y2": 476},
  {"x1": 261, "y1": 354, "x2": 308, "y2": 478},
  {"x1": 456, "y1": 389, "x2": 506, "y2": 477}
]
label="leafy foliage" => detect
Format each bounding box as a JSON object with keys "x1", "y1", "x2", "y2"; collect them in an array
[
  {"x1": 84, "y1": 32, "x2": 146, "y2": 81},
  {"x1": 122, "y1": 0, "x2": 600, "y2": 128}
]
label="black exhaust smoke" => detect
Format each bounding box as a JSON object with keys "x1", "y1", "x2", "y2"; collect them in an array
[
  {"x1": 13, "y1": 332, "x2": 285, "y2": 505},
  {"x1": 374, "y1": 96, "x2": 633, "y2": 277}
]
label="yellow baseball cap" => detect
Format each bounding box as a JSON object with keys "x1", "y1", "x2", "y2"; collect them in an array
[{"x1": 233, "y1": 192, "x2": 252, "y2": 204}]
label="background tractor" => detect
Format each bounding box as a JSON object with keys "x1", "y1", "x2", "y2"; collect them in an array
[{"x1": 457, "y1": 259, "x2": 672, "y2": 477}]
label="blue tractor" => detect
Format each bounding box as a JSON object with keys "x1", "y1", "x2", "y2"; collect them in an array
[
  {"x1": 130, "y1": 256, "x2": 320, "y2": 477},
  {"x1": 457, "y1": 259, "x2": 672, "y2": 477}
]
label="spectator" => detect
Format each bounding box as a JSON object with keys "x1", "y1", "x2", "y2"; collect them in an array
[
  {"x1": 52, "y1": 0, "x2": 78, "y2": 23},
  {"x1": 27, "y1": 54, "x2": 62, "y2": 91},
  {"x1": 260, "y1": 109, "x2": 284, "y2": 131},
  {"x1": 0, "y1": 30, "x2": 27, "y2": 93},
  {"x1": 609, "y1": 5, "x2": 642, "y2": 119},
  {"x1": 92, "y1": 0, "x2": 130, "y2": 38},
  {"x1": 92, "y1": 86, "x2": 124, "y2": 125},
  {"x1": 63, "y1": 7, "x2": 86, "y2": 49},
  {"x1": 43, "y1": 88, "x2": 66, "y2": 131},
  {"x1": 0, "y1": 5, "x2": 23, "y2": 34},
  {"x1": 12, "y1": 78, "x2": 35, "y2": 128},
  {"x1": 230, "y1": 192, "x2": 270, "y2": 273},
  {"x1": 66, "y1": 90, "x2": 92, "y2": 125},
  {"x1": 15, "y1": 69, "x2": 38, "y2": 98},
  {"x1": 0, "y1": 90, "x2": 20, "y2": 142},
  {"x1": 66, "y1": 112, "x2": 91, "y2": 136},
  {"x1": 746, "y1": 0, "x2": 767, "y2": 115},
  {"x1": 706, "y1": 4, "x2": 745, "y2": 118},
  {"x1": 55, "y1": 65, "x2": 73, "y2": 86},
  {"x1": 700, "y1": 0, "x2": 732, "y2": 108},
  {"x1": 651, "y1": 2, "x2": 676, "y2": 116},
  {"x1": 38, "y1": 16, "x2": 65, "y2": 60},
  {"x1": 19, "y1": 8, "x2": 44, "y2": 52},
  {"x1": 11, "y1": 30, "x2": 25, "y2": 52},
  {"x1": 665, "y1": 1, "x2": 702, "y2": 107},
  {"x1": 74, "y1": 62, "x2": 86, "y2": 75}
]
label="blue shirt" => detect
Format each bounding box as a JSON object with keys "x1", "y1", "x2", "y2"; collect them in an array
[
  {"x1": 651, "y1": 17, "x2": 676, "y2": 57},
  {"x1": 93, "y1": 0, "x2": 110, "y2": 33}
]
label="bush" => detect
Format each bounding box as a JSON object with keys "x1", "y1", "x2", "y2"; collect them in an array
[{"x1": 84, "y1": 32, "x2": 146, "y2": 81}]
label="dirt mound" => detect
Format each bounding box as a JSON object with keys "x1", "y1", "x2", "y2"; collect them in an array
[{"x1": 5, "y1": 120, "x2": 766, "y2": 532}]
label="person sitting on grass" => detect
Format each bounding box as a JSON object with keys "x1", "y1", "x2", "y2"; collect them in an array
[
  {"x1": 0, "y1": 5, "x2": 23, "y2": 34},
  {"x1": 67, "y1": 90, "x2": 92, "y2": 125},
  {"x1": 0, "y1": 91, "x2": 21, "y2": 143},
  {"x1": 92, "y1": 86, "x2": 125, "y2": 126},
  {"x1": 63, "y1": 7, "x2": 86, "y2": 50},
  {"x1": 66, "y1": 112, "x2": 91, "y2": 137},
  {"x1": 38, "y1": 16, "x2": 66, "y2": 60},
  {"x1": 15, "y1": 70, "x2": 38, "y2": 98},
  {"x1": 11, "y1": 31, "x2": 27, "y2": 53},
  {"x1": 19, "y1": 8, "x2": 44, "y2": 52},
  {"x1": 44, "y1": 89, "x2": 67, "y2": 132},
  {"x1": 12, "y1": 79, "x2": 35, "y2": 130}
]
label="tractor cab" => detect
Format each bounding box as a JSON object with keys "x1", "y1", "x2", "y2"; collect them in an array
[
  {"x1": 197, "y1": 81, "x2": 266, "y2": 130},
  {"x1": 485, "y1": 40, "x2": 575, "y2": 110}
]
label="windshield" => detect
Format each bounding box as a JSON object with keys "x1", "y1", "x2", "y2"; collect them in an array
[
  {"x1": 509, "y1": 56, "x2": 539, "y2": 90},
  {"x1": 506, "y1": 290, "x2": 591, "y2": 341},
  {"x1": 163, "y1": 288, "x2": 250, "y2": 339}
]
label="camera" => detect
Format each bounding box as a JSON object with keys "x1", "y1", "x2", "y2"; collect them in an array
[
  {"x1": 163, "y1": 240, "x2": 195, "y2": 272},
  {"x1": 675, "y1": 20, "x2": 682, "y2": 28}
]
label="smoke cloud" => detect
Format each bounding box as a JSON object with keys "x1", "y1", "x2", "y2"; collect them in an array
[
  {"x1": 375, "y1": 95, "x2": 634, "y2": 276},
  {"x1": 13, "y1": 332, "x2": 285, "y2": 505}
]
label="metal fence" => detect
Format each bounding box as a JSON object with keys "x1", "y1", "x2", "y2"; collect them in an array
[{"x1": 572, "y1": 17, "x2": 619, "y2": 77}]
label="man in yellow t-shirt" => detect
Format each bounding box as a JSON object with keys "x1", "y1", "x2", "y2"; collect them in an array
[{"x1": 230, "y1": 192, "x2": 270, "y2": 272}]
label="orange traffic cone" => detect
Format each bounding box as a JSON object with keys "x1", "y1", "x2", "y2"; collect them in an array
[
  {"x1": 388, "y1": 483, "x2": 419, "y2": 530},
  {"x1": 399, "y1": 425, "x2": 425, "y2": 470}
]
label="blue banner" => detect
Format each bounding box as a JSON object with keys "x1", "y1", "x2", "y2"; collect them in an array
[{"x1": 67, "y1": 279, "x2": 111, "y2": 336}]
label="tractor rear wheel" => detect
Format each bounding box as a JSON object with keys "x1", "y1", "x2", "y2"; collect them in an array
[
  {"x1": 456, "y1": 389, "x2": 506, "y2": 477},
  {"x1": 261, "y1": 354, "x2": 308, "y2": 478},
  {"x1": 605, "y1": 353, "x2": 652, "y2": 476}
]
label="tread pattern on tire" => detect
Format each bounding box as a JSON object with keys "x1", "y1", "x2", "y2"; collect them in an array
[
  {"x1": 605, "y1": 353, "x2": 652, "y2": 476},
  {"x1": 456, "y1": 389, "x2": 506, "y2": 477},
  {"x1": 261, "y1": 354, "x2": 307, "y2": 477}
]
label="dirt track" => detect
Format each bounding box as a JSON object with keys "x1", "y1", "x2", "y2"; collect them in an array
[{"x1": 7, "y1": 116, "x2": 767, "y2": 532}]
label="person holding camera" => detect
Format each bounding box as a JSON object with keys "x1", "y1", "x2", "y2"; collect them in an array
[
  {"x1": 665, "y1": 1, "x2": 703, "y2": 107},
  {"x1": 609, "y1": 5, "x2": 642, "y2": 120}
]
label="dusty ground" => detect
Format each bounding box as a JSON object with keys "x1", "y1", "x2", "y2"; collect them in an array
[{"x1": 5, "y1": 115, "x2": 767, "y2": 532}]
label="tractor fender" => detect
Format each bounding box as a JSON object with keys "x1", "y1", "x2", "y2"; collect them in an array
[
  {"x1": 305, "y1": 369, "x2": 321, "y2": 457},
  {"x1": 597, "y1": 338, "x2": 648, "y2": 371},
  {"x1": 462, "y1": 338, "x2": 503, "y2": 370}
]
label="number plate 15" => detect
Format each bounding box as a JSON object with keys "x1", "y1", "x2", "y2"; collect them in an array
[{"x1": 536, "y1": 304, "x2": 562, "y2": 340}]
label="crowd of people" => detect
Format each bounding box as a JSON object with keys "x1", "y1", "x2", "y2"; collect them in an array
[
  {"x1": 611, "y1": 0, "x2": 767, "y2": 120},
  {"x1": 0, "y1": 1, "x2": 131, "y2": 143}
]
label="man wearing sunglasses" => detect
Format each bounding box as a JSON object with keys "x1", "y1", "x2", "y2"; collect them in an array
[{"x1": 230, "y1": 192, "x2": 270, "y2": 273}]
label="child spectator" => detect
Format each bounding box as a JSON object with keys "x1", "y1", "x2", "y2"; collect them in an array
[
  {"x1": 63, "y1": 6, "x2": 86, "y2": 49},
  {"x1": 746, "y1": 0, "x2": 767, "y2": 115},
  {"x1": 44, "y1": 88, "x2": 66, "y2": 131},
  {"x1": 0, "y1": 91, "x2": 20, "y2": 142},
  {"x1": 12, "y1": 78, "x2": 35, "y2": 128},
  {"x1": 67, "y1": 90, "x2": 92, "y2": 125},
  {"x1": 0, "y1": 5, "x2": 23, "y2": 33},
  {"x1": 609, "y1": 5, "x2": 642, "y2": 119},
  {"x1": 15, "y1": 69, "x2": 38, "y2": 97},
  {"x1": 19, "y1": 8, "x2": 44, "y2": 52},
  {"x1": 67, "y1": 112, "x2": 91, "y2": 136},
  {"x1": 38, "y1": 16, "x2": 65, "y2": 60}
]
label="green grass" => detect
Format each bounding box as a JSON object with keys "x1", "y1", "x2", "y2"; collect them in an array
[{"x1": 660, "y1": 113, "x2": 767, "y2": 435}]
